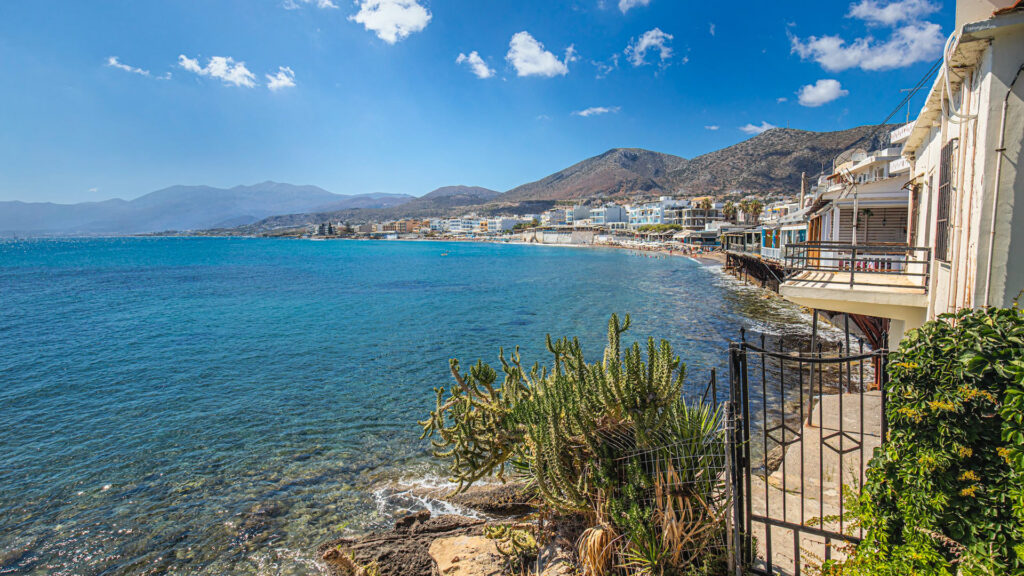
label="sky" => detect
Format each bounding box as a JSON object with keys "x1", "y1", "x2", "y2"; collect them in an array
[{"x1": 0, "y1": 0, "x2": 955, "y2": 203}]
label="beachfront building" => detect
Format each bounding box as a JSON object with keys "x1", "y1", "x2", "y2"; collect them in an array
[
  {"x1": 780, "y1": 0, "x2": 1024, "y2": 348},
  {"x1": 590, "y1": 205, "x2": 628, "y2": 227},
  {"x1": 564, "y1": 206, "x2": 591, "y2": 226},
  {"x1": 382, "y1": 219, "x2": 429, "y2": 234},
  {"x1": 680, "y1": 203, "x2": 724, "y2": 231},
  {"x1": 628, "y1": 197, "x2": 689, "y2": 229},
  {"x1": 762, "y1": 210, "x2": 809, "y2": 263},
  {"x1": 541, "y1": 209, "x2": 567, "y2": 226},
  {"x1": 721, "y1": 227, "x2": 763, "y2": 256}
]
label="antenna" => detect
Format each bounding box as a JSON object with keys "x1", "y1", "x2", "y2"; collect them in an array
[{"x1": 899, "y1": 88, "x2": 916, "y2": 123}]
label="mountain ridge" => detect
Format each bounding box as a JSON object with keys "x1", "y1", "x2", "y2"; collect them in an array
[{"x1": 0, "y1": 182, "x2": 413, "y2": 236}]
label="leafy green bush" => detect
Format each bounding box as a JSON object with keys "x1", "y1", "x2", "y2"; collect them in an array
[
  {"x1": 420, "y1": 315, "x2": 728, "y2": 575},
  {"x1": 847, "y1": 307, "x2": 1024, "y2": 575},
  {"x1": 638, "y1": 224, "x2": 683, "y2": 233}
]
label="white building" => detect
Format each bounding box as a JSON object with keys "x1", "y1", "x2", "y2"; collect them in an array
[
  {"x1": 779, "y1": 0, "x2": 1024, "y2": 348},
  {"x1": 628, "y1": 197, "x2": 689, "y2": 229},
  {"x1": 590, "y1": 205, "x2": 629, "y2": 227},
  {"x1": 541, "y1": 209, "x2": 567, "y2": 226},
  {"x1": 681, "y1": 202, "x2": 724, "y2": 231}
]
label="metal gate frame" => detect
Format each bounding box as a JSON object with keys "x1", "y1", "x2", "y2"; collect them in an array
[{"x1": 728, "y1": 331, "x2": 889, "y2": 576}]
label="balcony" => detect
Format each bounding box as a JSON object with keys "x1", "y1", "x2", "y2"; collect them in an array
[{"x1": 779, "y1": 242, "x2": 931, "y2": 323}]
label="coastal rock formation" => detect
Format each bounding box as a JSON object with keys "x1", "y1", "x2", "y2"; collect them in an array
[
  {"x1": 424, "y1": 482, "x2": 538, "y2": 517},
  {"x1": 318, "y1": 483, "x2": 541, "y2": 576},
  {"x1": 319, "y1": 512, "x2": 485, "y2": 576},
  {"x1": 428, "y1": 535, "x2": 505, "y2": 576}
]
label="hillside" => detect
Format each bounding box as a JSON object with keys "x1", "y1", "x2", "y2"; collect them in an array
[
  {"x1": 501, "y1": 125, "x2": 895, "y2": 202},
  {"x1": 502, "y1": 148, "x2": 687, "y2": 202},
  {"x1": 0, "y1": 182, "x2": 412, "y2": 236},
  {"x1": 666, "y1": 125, "x2": 896, "y2": 194}
]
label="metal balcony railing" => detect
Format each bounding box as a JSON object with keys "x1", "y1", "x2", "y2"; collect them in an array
[{"x1": 784, "y1": 242, "x2": 931, "y2": 291}]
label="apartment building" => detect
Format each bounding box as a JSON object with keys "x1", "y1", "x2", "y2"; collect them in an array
[{"x1": 779, "y1": 0, "x2": 1024, "y2": 348}]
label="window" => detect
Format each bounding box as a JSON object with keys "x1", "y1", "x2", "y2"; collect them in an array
[{"x1": 935, "y1": 139, "x2": 957, "y2": 261}]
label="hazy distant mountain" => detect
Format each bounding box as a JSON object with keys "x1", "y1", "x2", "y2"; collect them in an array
[
  {"x1": 240, "y1": 185, "x2": 501, "y2": 231},
  {"x1": 502, "y1": 148, "x2": 687, "y2": 202},
  {"x1": 382, "y1": 185, "x2": 500, "y2": 215},
  {"x1": 0, "y1": 182, "x2": 413, "y2": 236}
]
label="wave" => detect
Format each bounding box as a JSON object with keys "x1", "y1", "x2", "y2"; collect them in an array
[{"x1": 370, "y1": 474, "x2": 492, "y2": 522}]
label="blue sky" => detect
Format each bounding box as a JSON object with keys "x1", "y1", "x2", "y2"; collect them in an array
[{"x1": 0, "y1": 0, "x2": 954, "y2": 203}]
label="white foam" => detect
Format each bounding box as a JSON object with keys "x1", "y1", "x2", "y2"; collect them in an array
[{"x1": 370, "y1": 474, "x2": 492, "y2": 522}]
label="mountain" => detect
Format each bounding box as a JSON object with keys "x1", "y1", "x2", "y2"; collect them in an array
[
  {"x1": 382, "y1": 185, "x2": 500, "y2": 214},
  {"x1": 500, "y1": 125, "x2": 895, "y2": 203},
  {"x1": 0, "y1": 182, "x2": 413, "y2": 236},
  {"x1": 666, "y1": 125, "x2": 896, "y2": 194},
  {"x1": 502, "y1": 148, "x2": 687, "y2": 202},
  {"x1": 237, "y1": 185, "x2": 502, "y2": 231}
]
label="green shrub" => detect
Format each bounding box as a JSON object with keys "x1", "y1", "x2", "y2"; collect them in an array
[
  {"x1": 420, "y1": 315, "x2": 729, "y2": 575},
  {"x1": 847, "y1": 307, "x2": 1024, "y2": 575}
]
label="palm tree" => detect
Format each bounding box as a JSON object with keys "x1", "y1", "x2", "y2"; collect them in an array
[
  {"x1": 723, "y1": 201, "x2": 737, "y2": 223},
  {"x1": 746, "y1": 199, "x2": 764, "y2": 224}
]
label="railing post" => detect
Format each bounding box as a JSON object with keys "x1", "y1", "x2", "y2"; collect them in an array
[
  {"x1": 880, "y1": 342, "x2": 890, "y2": 443},
  {"x1": 727, "y1": 342, "x2": 745, "y2": 575},
  {"x1": 849, "y1": 245, "x2": 857, "y2": 288}
]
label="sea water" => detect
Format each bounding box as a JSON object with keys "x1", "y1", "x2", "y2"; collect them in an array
[{"x1": 0, "y1": 238, "x2": 833, "y2": 575}]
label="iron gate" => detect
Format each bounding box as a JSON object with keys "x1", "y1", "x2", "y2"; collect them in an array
[{"x1": 727, "y1": 330, "x2": 889, "y2": 576}]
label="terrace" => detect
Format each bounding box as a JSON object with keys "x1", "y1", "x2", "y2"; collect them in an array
[{"x1": 780, "y1": 241, "x2": 931, "y2": 325}]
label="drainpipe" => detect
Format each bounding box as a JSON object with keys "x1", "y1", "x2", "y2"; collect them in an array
[
  {"x1": 947, "y1": 70, "x2": 974, "y2": 313},
  {"x1": 984, "y1": 63, "x2": 1024, "y2": 308}
]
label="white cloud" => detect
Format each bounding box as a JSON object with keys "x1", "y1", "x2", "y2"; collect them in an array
[
  {"x1": 740, "y1": 121, "x2": 776, "y2": 134},
  {"x1": 456, "y1": 51, "x2": 495, "y2": 79},
  {"x1": 593, "y1": 55, "x2": 619, "y2": 79},
  {"x1": 266, "y1": 66, "x2": 297, "y2": 90},
  {"x1": 704, "y1": 125, "x2": 720, "y2": 131},
  {"x1": 349, "y1": 0, "x2": 431, "y2": 44},
  {"x1": 791, "y1": 22, "x2": 943, "y2": 71},
  {"x1": 791, "y1": 0, "x2": 944, "y2": 74},
  {"x1": 178, "y1": 55, "x2": 258, "y2": 88},
  {"x1": 506, "y1": 32, "x2": 576, "y2": 78},
  {"x1": 625, "y1": 28, "x2": 674, "y2": 67},
  {"x1": 573, "y1": 106, "x2": 621, "y2": 117},
  {"x1": 709, "y1": 23, "x2": 716, "y2": 37},
  {"x1": 797, "y1": 79, "x2": 849, "y2": 107},
  {"x1": 777, "y1": 97, "x2": 788, "y2": 103},
  {"x1": 106, "y1": 56, "x2": 150, "y2": 77},
  {"x1": 283, "y1": 0, "x2": 338, "y2": 9},
  {"x1": 618, "y1": 0, "x2": 650, "y2": 14},
  {"x1": 848, "y1": 0, "x2": 941, "y2": 25}
]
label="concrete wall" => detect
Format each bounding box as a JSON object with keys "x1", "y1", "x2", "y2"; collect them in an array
[
  {"x1": 985, "y1": 27, "x2": 1024, "y2": 307},
  {"x1": 908, "y1": 18, "x2": 1024, "y2": 316}
]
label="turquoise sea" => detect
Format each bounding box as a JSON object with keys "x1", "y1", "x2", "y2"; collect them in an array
[{"x1": 0, "y1": 238, "x2": 830, "y2": 575}]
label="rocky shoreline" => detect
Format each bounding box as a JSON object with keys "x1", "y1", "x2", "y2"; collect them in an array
[{"x1": 317, "y1": 483, "x2": 576, "y2": 576}]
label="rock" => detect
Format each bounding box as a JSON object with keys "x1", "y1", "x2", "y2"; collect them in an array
[
  {"x1": 445, "y1": 483, "x2": 538, "y2": 517},
  {"x1": 428, "y1": 536, "x2": 505, "y2": 576},
  {"x1": 395, "y1": 509, "x2": 431, "y2": 533},
  {"x1": 318, "y1": 512, "x2": 485, "y2": 576},
  {"x1": 537, "y1": 541, "x2": 577, "y2": 576},
  {"x1": 765, "y1": 445, "x2": 786, "y2": 475}
]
